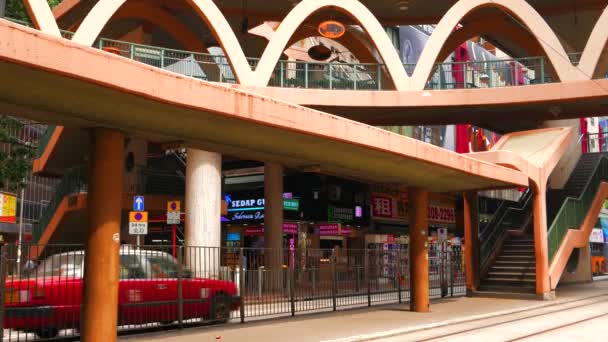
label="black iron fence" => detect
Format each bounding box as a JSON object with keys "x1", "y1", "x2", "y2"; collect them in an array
[{"x1": 0, "y1": 243, "x2": 465, "y2": 340}]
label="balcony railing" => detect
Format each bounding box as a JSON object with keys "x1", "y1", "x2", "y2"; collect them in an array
[{"x1": 4, "y1": 17, "x2": 590, "y2": 91}]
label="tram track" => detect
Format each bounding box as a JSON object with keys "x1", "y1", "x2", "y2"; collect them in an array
[
  {"x1": 505, "y1": 312, "x2": 608, "y2": 341},
  {"x1": 376, "y1": 294, "x2": 608, "y2": 342}
]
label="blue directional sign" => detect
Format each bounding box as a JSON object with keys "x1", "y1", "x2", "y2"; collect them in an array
[{"x1": 133, "y1": 196, "x2": 145, "y2": 212}]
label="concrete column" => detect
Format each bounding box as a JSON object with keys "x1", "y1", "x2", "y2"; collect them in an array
[
  {"x1": 81, "y1": 129, "x2": 124, "y2": 342},
  {"x1": 185, "y1": 148, "x2": 222, "y2": 278},
  {"x1": 532, "y1": 184, "x2": 552, "y2": 298},
  {"x1": 264, "y1": 162, "x2": 284, "y2": 270},
  {"x1": 408, "y1": 187, "x2": 430, "y2": 312},
  {"x1": 463, "y1": 191, "x2": 480, "y2": 295}
]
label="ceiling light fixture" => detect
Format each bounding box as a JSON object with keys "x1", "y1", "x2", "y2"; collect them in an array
[{"x1": 395, "y1": 1, "x2": 409, "y2": 11}]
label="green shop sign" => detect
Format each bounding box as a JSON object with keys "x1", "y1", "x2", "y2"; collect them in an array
[{"x1": 283, "y1": 199, "x2": 300, "y2": 211}]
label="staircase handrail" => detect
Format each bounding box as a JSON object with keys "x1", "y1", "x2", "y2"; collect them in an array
[
  {"x1": 34, "y1": 125, "x2": 57, "y2": 159},
  {"x1": 31, "y1": 166, "x2": 88, "y2": 243},
  {"x1": 480, "y1": 188, "x2": 532, "y2": 264},
  {"x1": 547, "y1": 156, "x2": 608, "y2": 262}
]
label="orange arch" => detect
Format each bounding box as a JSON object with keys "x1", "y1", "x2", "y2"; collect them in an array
[
  {"x1": 25, "y1": 0, "x2": 608, "y2": 90},
  {"x1": 23, "y1": 0, "x2": 60, "y2": 36},
  {"x1": 579, "y1": 3, "x2": 608, "y2": 79},
  {"x1": 284, "y1": 26, "x2": 396, "y2": 89},
  {"x1": 70, "y1": 0, "x2": 252, "y2": 84},
  {"x1": 67, "y1": 0, "x2": 408, "y2": 88},
  {"x1": 112, "y1": 2, "x2": 207, "y2": 53},
  {"x1": 411, "y1": 0, "x2": 582, "y2": 90},
  {"x1": 436, "y1": 18, "x2": 545, "y2": 62},
  {"x1": 434, "y1": 17, "x2": 559, "y2": 82},
  {"x1": 252, "y1": 0, "x2": 409, "y2": 88}
]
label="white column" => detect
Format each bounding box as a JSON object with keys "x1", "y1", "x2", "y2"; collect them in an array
[
  {"x1": 185, "y1": 148, "x2": 222, "y2": 278},
  {"x1": 264, "y1": 162, "x2": 284, "y2": 270}
]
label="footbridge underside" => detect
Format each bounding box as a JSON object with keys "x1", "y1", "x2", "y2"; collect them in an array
[
  {"x1": 0, "y1": 21, "x2": 527, "y2": 192},
  {"x1": 235, "y1": 83, "x2": 608, "y2": 133}
]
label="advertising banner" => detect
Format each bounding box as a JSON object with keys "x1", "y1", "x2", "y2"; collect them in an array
[{"x1": 0, "y1": 192, "x2": 17, "y2": 224}]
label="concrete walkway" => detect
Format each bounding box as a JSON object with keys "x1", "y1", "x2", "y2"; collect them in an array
[{"x1": 121, "y1": 281, "x2": 608, "y2": 342}]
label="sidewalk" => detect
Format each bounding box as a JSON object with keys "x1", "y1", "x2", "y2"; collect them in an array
[{"x1": 121, "y1": 281, "x2": 608, "y2": 342}]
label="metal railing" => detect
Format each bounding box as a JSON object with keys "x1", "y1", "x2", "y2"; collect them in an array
[
  {"x1": 548, "y1": 156, "x2": 608, "y2": 262},
  {"x1": 480, "y1": 189, "x2": 532, "y2": 265},
  {"x1": 0, "y1": 243, "x2": 465, "y2": 340},
  {"x1": 30, "y1": 167, "x2": 87, "y2": 244},
  {"x1": 31, "y1": 166, "x2": 185, "y2": 243},
  {"x1": 34, "y1": 125, "x2": 56, "y2": 159},
  {"x1": 3, "y1": 17, "x2": 591, "y2": 91}
]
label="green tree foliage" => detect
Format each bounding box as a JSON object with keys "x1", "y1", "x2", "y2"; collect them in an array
[
  {"x1": 0, "y1": 116, "x2": 34, "y2": 191},
  {"x1": 6, "y1": 0, "x2": 62, "y2": 22}
]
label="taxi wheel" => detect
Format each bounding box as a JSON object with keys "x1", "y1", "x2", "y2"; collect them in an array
[
  {"x1": 210, "y1": 293, "x2": 230, "y2": 323},
  {"x1": 35, "y1": 328, "x2": 59, "y2": 339}
]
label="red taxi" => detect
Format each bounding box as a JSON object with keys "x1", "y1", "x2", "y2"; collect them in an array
[{"x1": 3, "y1": 248, "x2": 240, "y2": 338}]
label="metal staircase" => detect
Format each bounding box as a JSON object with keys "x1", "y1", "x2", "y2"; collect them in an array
[
  {"x1": 479, "y1": 235, "x2": 536, "y2": 293},
  {"x1": 478, "y1": 152, "x2": 608, "y2": 294}
]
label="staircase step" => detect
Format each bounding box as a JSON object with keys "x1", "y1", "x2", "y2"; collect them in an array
[
  {"x1": 500, "y1": 250, "x2": 535, "y2": 256},
  {"x1": 496, "y1": 256, "x2": 535, "y2": 262},
  {"x1": 508, "y1": 238, "x2": 534, "y2": 242},
  {"x1": 490, "y1": 266, "x2": 536, "y2": 272},
  {"x1": 502, "y1": 244, "x2": 534, "y2": 248},
  {"x1": 494, "y1": 263, "x2": 535, "y2": 268},
  {"x1": 482, "y1": 278, "x2": 536, "y2": 287},
  {"x1": 477, "y1": 285, "x2": 536, "y2": 294},
  {"x1": 487, "y1": 272, "x2": 536, "y2": 279}
]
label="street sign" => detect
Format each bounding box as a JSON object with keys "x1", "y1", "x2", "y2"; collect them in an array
[
  {"x1": 167, "y1": 200, "x2": 181, "y2": 212},
  {"x1": 437, "y1": 227, "x2": 448, "y2": 242},
  {"x1": 133, "y1": 196, "x2": 145, "y2": 212},
  {"x1": 129, "y1": 211, "x2": 148, "y2": 235},
  {"x1": 167, "y1": 212, "x2": 180, "y2": 225},
  {"x1": 167, "y1": 200, "x2": 181, "y2": 224}
]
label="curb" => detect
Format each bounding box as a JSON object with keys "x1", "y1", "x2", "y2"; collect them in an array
[{"x1": 321, "y1": 293, "x2": 608, "y2": 342}]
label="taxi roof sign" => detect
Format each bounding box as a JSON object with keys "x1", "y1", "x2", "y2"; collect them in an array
[{"x1": 129, "y1": 211, "x2": 148, "y2": 222}]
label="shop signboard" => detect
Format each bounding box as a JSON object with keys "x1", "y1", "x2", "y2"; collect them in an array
[
  {"x1": 282, "y1": 222, "x2": 299, "y2": 235},
  {"x1": 226, "y1": 194, "x2": 301, "y2": 222},
  {"x1": 371, "y1": 195, "x2": 395, "y2": 218},
  {"x1": 340, "y1": 227, "x2": 353, "y2": 236},
  {"x1": 371, "y1": 187, "x2": 455, "y2": 224},
  {"x1": 244, "y1": 226, "x2": 264, "y2": 236},
  {"x1": 428, "y1": 205, "x2": 456, "y2": 224},
  {"x1": 0, "y1": 192, "x2": 17, "y2": 224},
  {"x1": 590, "y1": 228, "x2": 605, "y2": 243},
  {"x1": 316, "y1": 223, "x2": 341, "y2": 236},
  {"x1": 328, "y1": 206, "x2": 354, "y2": 222},
  {"x1": 283, "y1": 199, "x2": 300, "y2": 211},
  {"x1": 244, "y1": 223, "x2": 300, "y2": 236}
]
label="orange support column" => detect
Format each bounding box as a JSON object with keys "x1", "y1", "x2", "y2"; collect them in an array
[
  {"x1": 532, "y1": 184, "x2": 553, "y2": 299},
  {"x1": 409, "y1": 187, "x2": 429, "y2": 312},
  {"x1": 463, "y1": 191, "x2": 479, "y2": 295},
  {"x1": 81, "y1": 129, "x2": 124, "y2": 342}
]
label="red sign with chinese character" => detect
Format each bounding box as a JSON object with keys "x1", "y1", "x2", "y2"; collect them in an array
[{"x1": 372, "y1": 196, "x2": 393, "y2": 218}]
